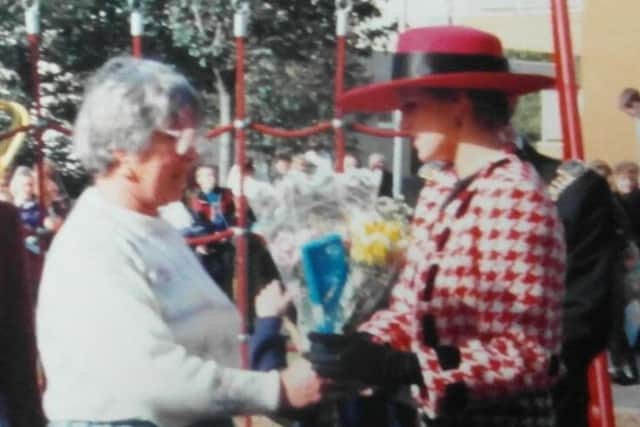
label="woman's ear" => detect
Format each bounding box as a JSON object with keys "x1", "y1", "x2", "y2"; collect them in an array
[
  {"x1": 111, "y1": 150, "x2": 139, "y2": 182},
  {"x1": 451, "y1": 93, "x2": 472, "y2": 130}
]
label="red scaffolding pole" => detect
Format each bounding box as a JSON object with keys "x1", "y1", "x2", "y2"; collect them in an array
[
  {"x1": 25, "y1": 2, "x2": 47, "y2": 219},
  {"x1": 233, "y1": 4, "x2": 251, "y2": 374},
  {"x1": 131, "y1": 12, "x2": 143, "y2": 58},
  {"x1": 550, "y1": 1, "x2": 615, "y2": 426}
]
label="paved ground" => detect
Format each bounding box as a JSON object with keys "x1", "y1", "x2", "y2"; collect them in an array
[
  {"x1": 613, "y1": 382, "x2": 640, "y2": 410},
  {"x1": 614, "y1": 382, "x2": 640, "y2": 426}
]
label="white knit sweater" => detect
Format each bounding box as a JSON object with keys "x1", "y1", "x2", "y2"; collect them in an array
[{"x1": 37, "y1": 187, "x2": 280, "y2": 427}]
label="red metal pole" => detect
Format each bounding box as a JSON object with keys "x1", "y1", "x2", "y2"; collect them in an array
[
  {"x1": 234, "y1": 34, "x2": 249, "y2": 371},
  {"x1": 334, "y1": 10, "x2": 347, "y2": 173},
  {"x1": 588, "y1": 354, "x2": 616, "y2": 427},
  {"x1": 130, "y1": 8, "x2": 143, "y2": 58},
  {"x1": 550, "y1": 2, "x2": 615, "y2": 426},
  {"x1": 551, "y1": 0, "x2": 584, "y2": 160},
  {"x1": 27, "y1": 32, "x2": 46, "y2": 219},
  {"x1": 132, "y1": 37, "x2": 142, "y2": 58}
]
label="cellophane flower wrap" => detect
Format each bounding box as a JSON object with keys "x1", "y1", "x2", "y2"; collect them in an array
[{"x1": 252, "y1": 168, "x2": 412, "y2": 345}]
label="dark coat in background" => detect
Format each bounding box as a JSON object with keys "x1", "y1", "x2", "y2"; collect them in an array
[
  {"x1": 518, "y1": 144, "x2": 617, "y2": 427},
  {"x1": 0, "y1": 202, "x2": 45, "y2": 427}
]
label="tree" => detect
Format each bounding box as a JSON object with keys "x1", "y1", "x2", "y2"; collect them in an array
[
  {"x1": 166, "y1": 0, "x2": 393, "y2": 177},
  {"x1": 0, "y1": 0, "x2": 393, "y2": 194}
]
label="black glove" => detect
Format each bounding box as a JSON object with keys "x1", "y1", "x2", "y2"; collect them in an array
[{"x1": 307, "y1": 332, "x2": 423, "y2": 388}]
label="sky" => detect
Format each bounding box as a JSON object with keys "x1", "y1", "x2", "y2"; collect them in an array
[
  {"x1": 375, "y1": 0, "x2": 452, "y2": 29},
  {"x1": 369, "y1": 0, "x2": 453, "y2": 50}
]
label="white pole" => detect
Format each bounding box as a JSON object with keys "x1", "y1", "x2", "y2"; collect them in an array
[
  {"x1": 391, "y1": 0, "x2": 408, "y2": 199},
  {"x1": 392, "y1": 110, "x2": 404, "y2": 198}
]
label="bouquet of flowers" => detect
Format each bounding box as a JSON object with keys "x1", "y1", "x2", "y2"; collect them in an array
[{"x1": 252, "y1": 167, "x2": 412, "y2": 343}]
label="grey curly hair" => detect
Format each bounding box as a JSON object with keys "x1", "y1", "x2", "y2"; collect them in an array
[{"x1": 72, "y1": 56, "x2": 203, "y2": 175}]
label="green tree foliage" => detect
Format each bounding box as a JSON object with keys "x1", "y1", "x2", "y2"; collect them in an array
[{"x1": 0, "y1": 0, "x2": 392, "y2": 195}]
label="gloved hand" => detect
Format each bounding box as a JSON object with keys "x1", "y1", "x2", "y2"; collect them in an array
[{"x1": 307, "y1": 332, "x2": 423, "y2": 388}]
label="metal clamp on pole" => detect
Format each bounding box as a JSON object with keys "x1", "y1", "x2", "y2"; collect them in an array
[
  {"x1": 335, "y1": 0, "x2": 352, "y2": 36},
  {"x1": 233, "y1": 118, "x2": 250, "y2": 130},
  {"x1": 128, "y1": 0, "x2": 144, "y2": 37},
  {"x1": 233, "y1": 0, "x2": 250, "y2": 38},
  {"x1": 23, "y1": 0, "x2": 40, "y2": 35}
]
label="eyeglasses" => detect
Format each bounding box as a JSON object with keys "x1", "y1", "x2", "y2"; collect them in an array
[{"x1": 156, "y1": 128, "x2": 202, "y2": 155}]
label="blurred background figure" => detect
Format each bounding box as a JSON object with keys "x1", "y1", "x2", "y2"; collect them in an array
[
  {"x1": 290, "y1": 153, "x2": 309, "y2": 173},
  {"x1": 607, "y1": 161, "x2": 640, "y2": 386},
  {"x1": 611, "y1": 161, "x2": 640, "y2": 242},
  {"x1": 9, "y1": 166, "x2": 42, "y2": 231},
  {"x1": 619, "y1": 87, "x2": 640, "y2": 119},
  {"x1": 343, "y1": 152, "x2": 359, "y2": 172},
  {"x1": 0, "y1": 201, "x2": 45, "y2": 427},
  {"x1": 589, "y1": 159, "x2": 613, "y2": 181},
  {"x1": 189, "y1": 163, "x2": 236, "y2": 295},
  {"x1": 367, "y1": 152, "x2": 393, "y2": 197},
  {"x1": 619, "y1": 88, "x2": 640, "y2": 151},
  {"x1": 192, "y1": 163, "x2": 236, "y2": 231},
  {"x1": 271, "y1": 151, "x2": 292, "y2": 182},
  {"x1": 226, "y1": 158, "x2": 273, "y2": 222}
]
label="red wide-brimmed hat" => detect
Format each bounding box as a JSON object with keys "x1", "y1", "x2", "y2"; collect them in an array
[{"x1": 339, "y1": 26, "x2": 555, "y2": 112}]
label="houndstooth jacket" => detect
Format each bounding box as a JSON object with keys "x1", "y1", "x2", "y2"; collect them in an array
[{"x1": 360, "y1": 153, "x2": 566, "y2": 427}]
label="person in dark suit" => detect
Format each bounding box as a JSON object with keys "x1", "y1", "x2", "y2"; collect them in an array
[
  {"x1": 517, "y1": 140, "x2": 618, "y2": 427},
  {"x1": 368, "y1": 153, "x2": 393, "y2": 197},
  {"x1": 0, "y1": 201, "x2": 45, "y2": 427}
]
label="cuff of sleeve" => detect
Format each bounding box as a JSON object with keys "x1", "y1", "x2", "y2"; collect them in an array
[{"x1": 254, "y1": 370, "x2": 282, "y2": 412}]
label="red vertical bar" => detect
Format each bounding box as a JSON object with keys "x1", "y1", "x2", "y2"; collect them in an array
[
  {"x1": 334, "y1": 35, "x2": 346, "y2": 173},
  {"x1": 551, "y1": 2, "x2": 615, "y2": 426},
  {"x1": 588, "y1": 354, "x2": 616, "y2": 427},
  {"x1": 234, "y1": 35, "x2": 249, "y2": 370},
  {"x1": 550, "y1": 0, "x2": 584, "y2": 160},
  {"x1": 28, "y1": 33, "x2": 46, "y2": 218},
  {"x1": 132, "y1": 36, "x2": 143, "y2": 58}
]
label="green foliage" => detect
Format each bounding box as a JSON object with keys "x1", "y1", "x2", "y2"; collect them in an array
[
  {"x1": 512, "y1": 93, "x2": 542, "y2": 143},
  {"x1": 0, "y1": 0, "x2": 392, "y2": 193}
]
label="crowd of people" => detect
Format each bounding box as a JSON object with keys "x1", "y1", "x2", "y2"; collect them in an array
[{"x1": 0, "y1": 24, "x2": 639, "y2": 427}]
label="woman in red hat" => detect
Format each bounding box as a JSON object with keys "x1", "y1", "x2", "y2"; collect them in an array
[{"x1": 309, "y1": 26, "x2": 565, "y2": 426}]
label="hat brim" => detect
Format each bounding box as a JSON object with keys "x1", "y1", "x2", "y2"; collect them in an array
[{"x1": 339, "y1": 72, "x2": 555, "y2": 113}]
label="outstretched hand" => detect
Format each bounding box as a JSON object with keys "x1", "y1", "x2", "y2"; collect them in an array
[
  {"x1": 279, "y1": 358, "x2": 326, "y2": 409},
  {"x1": 307, "y1": 332, "x2": 423, "y2": 388}
]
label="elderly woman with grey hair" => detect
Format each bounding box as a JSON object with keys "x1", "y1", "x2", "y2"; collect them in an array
[{"x1": 36, "y1": 57, "x2": 323, "y2": 427}]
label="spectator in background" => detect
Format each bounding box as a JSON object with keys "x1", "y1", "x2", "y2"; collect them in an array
[
  {"x1": 226, "y1": 158, "x2": 273, "y2": 222},
  {"x1": 619, "y1": 87, "x2": 640, "y2": 118},
  {"x1": 589, "y1": 159, "x2": 612, "y2": 181},
  {"x1": 192, "y1": 163, "x2": 236, "y2": 231},
  {"x1": 272, "y1": 152, "x2": 292, "y2": 182},
  {"x1": 37, "y1": 56, "x2": 323, "y2": 427},
  {"x1": 290, "y1": 153, "x2": 309, "y2": 173},
  {"x1": 604, "y1": 161, "x2": 640, "y2": 385},
  {"x1": 368, "y1": 152, "x2": 393, "y2": 197},
  {"x1": 9, "y1": 166, "x2": 43, "y2": 231},
  {"x1": 343, "y1": 152, "x2": 359, "y2": 172},
  {"x1": 619, "y1": 88, "x2": 640, "y2": 146},
  {"x1": 612, "y1": 161, "x2": 640, "y2": 243},
  {"x1": 35, "y1": 161, "x2": 72, "y2": 227},
  {"x1": 0, "y1": 201, "x2": 45, "y2": 427},
  {"x1": 190, "y1": 163, "x2": 237, "y2": 296}
]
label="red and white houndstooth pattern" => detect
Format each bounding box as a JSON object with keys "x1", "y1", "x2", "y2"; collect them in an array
[{"x1": 360, "y1": 153, "x2": 565, "y2": 421}]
